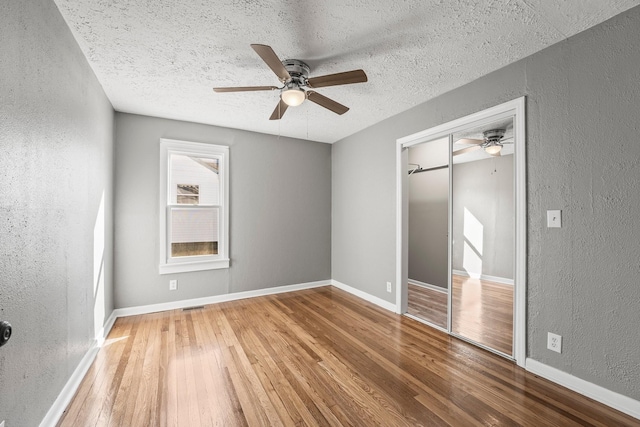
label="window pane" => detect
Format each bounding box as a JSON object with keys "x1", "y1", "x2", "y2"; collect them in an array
[
  {"x1": 170, "y1": 154, "x2": 219, "y2": 205},
  {"x1": 170, "y1": 207, "x2": 219, "y2": 257}
]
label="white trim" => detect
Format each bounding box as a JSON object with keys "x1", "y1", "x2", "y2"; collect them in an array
[
  {"x1": 397, "y1": 98, "x2": 524, "y2": 147},
  {"x1": 513, "y1": 97, "x2": 527, "y2": 367},
  {"x1": 39, "y1": 313, "x2": 118, "y2": 427},
  {"x1": 39, "y1": 346, "x2": 100, "y2": 427},
  {"x1": 395, "y1": 142, "x2": 403, "y2": 314},
  {"x1": 114, "y1": 280, "x2": 330, "y2": 318},
  {"x1": 447, "y1": 133, "x2": 453, "y2": 332},
  {"x1": 526, "y1": 358, "x2": 640, "y2": 421},
  {"x1": 331, "y1": 280, "x2": 397, "y2": 312},
  {"x1": 452, "y1": 269, "x2": 514, "y2": 286},
  {"x1": 408, "y1": 278, "x2": 448, "y2": 293},
  {"x1": 159, "y1": 258, "x2": 230, "y2": 275},
  {"x1": 96, "y1": 311, "x2": 118, "y2": 347}
]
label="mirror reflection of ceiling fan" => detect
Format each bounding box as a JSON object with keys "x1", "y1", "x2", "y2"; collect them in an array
[
  {"x1": 213, "y1": 44, "x2": 368, "y2": 120},
  {"x1": 454, "y1": 129, "x2": 513, "y2": 156}
]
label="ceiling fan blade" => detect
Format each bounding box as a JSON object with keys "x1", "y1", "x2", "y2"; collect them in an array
[
  {"x1": 306, "y1": 91, "x2": 349, "y2": 115},
  {"x1": 456, "y1": 138, "x2": 483, "y2": 145},
  {"x1": 307, "y1": 69, "x2": 368, "y2": 88},
  {"x1": 213, "y1": 86, "x2": 279, "y2": 93},
  {"x1": 453, "y1": 145, "x2": 481, "y2": 156},
  {"x1": 500, "y1": 137, "x2": 514, "y2": 144},
  {"x1": 269, "y1": 99, "x2": 289, "y2": 120},
  {"x1": 250, "y1": 44, "x2": 291, "y2": 82}
]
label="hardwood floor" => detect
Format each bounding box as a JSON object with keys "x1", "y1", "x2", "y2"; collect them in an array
[
  {"x1": 408, "y1": 276, "x2": 513, "y2": 355},
  {"x1": 58, "y1": 286, "x2": 639, "y2": 426},
  {"x1": 407, "y1": 283, "x2": 447, "y2": 328},
  {"x1": 452, "y1": 275, "x2": 513, "y2": 355}
]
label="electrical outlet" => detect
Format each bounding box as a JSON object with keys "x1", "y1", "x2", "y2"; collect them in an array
[
  {"x1": 386, "y1": 282, "x2": 392, "y2": 293},
  {"x1": 547, "y1": 332, "x2": 562, "y2": 353},
  {"x1": 169, "y1": 279, "x2": 177, "y2": 291}
]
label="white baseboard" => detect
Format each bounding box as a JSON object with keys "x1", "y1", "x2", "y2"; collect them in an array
[
  {"x1": 526, "y1": 358, "x2": 640, "y2": 420},
  {"x1": 96, "y1": 311, "x2": 118, "y2": 347},
  {"x1": 331, "y1": 280, "x2": 397, "y2": 312},
  {"x1": 452, "y1": 269, "x2": 514, "y2": 286},
  {"x1": 113, "y1": 280, "x2": 331, "y2": 318},
  {"x1": 39, "y1": 312, "x2": 118, "y2": 427},
  {"x1": 39, "y1": 346, "x2": 100, "y2": 427},
  {"x1": 408, "y1": 278, "x2": 448, "y2": 293}
]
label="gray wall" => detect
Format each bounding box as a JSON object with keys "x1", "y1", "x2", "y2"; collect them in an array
[
  {"x1": 452, "y1": 156, "x2": 514, "y2": 279},
  {"x1": 408, "y1": 140, "x2": 449, "y2": 288},
  {"x1": 114, "y1": 113, "x2": 331, "y2": 308},
  {"x1": 0, "y1": 1, "x2": 115, "y2": 425},
  {"x1": 333, "y1": 6, "x2": 640, "y2": 401}
]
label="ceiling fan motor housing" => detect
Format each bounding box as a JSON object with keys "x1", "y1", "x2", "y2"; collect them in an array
[
  {"x1": 483, "y1": 128, "x2": 506, "y2": 144},
  {"x1": 282, "y1": 59, "x2": 310, "y2": 86}
]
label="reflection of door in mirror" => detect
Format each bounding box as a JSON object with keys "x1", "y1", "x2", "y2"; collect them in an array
[
  {"x1": 407, "y1": 137, "x2": 449, "y2": 329},
  {"x1": 451, "y1": 118, "x2": 514, "y2": 356}
]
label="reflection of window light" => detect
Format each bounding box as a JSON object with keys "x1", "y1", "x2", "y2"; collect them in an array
[
  {"x1": 463, "y1": 207, "x2": 483, "y2": 255},
  {"x1": 463, "y1": 241, "x2": 482, "y2": 277},
  {"x1": 463, "y1": 207, "x2": 483, "y2": 276}
]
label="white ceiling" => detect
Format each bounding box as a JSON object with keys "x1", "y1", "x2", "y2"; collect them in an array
[{"x1": 53, "y1": 0, "x2": 639, "y2": 143}]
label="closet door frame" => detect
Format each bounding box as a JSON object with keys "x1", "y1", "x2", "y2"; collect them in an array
[{"x1": 396, "y1": 96, "x2": 526, "y2": 367}]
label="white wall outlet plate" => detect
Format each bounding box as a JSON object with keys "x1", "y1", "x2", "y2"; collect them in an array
[
  {"x1": 547, "y1": 210, "x2": 562, "y2": 228},
  {"x1": 547, "y1": 332, "x2": 562, "y2": 353},
  {"x1": 169, "y1": 279, "x2": 177, "y2": 291},
  {"x1": 386, "y1": 281, "x2": 392, "y2": 292}
]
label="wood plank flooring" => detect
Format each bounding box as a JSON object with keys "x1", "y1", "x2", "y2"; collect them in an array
[
  {"x1": 452, "y1": 275, "x2": 513, "y2": 355},
  {"x1": 58, "y1": 286, "x2": 639, "y2": 426},
  {"x1": 407, "y1": 283, "x2": 447, "y2": 328},
  {"x1": 408, "y1": 276, "x2": 513, "y2": 355}
]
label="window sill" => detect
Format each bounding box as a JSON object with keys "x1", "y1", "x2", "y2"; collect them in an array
[{"x1": 159, "y1": 258, "x2": 230, "y2": 275}]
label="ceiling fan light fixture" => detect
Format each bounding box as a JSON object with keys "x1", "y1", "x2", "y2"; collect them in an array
[
  {"x1": 484, "y1": 143, "x2": 502, "y2": 155},
  {"x1": 281, "y1": 88, "x2": 306, "y2": 106}
]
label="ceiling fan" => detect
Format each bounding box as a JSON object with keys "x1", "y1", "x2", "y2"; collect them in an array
[
  {"x1": 213, "y1": 44, "x2": 368, "y2": 120},
  {"x1": 454, "y1": 129, "x2": 513, "y2": 157}
]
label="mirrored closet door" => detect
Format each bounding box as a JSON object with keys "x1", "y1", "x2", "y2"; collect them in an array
[
  {"x1": 450, "y1": 117, "x2": 515, "y2": 357},
  {"x1": 399, "y1": 97, "x2": 525, "y2": 363},
  {"x1": 406, "y1": 137, "x2": 450, "y2": 330}
]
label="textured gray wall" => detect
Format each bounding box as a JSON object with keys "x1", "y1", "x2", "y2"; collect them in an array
[
  {"x1": 408, "y1": 140, "x2": 449, "y2": 288},
  {"x1": 452, "y1": 156, "x2": 514, "y2": 279},
  {"x1": 0, "y1": 1, "x2": 115, "y2": 426},
  {"x1": 333, "y1": 7, "x2": 640, "y2": 401},
  {"x1": 114, "y1": 113, "x2": 331, "y2": 308}
]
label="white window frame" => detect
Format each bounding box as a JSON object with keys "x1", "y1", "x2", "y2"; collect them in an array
[{"x1": 159, "y1": 138, "x2": 230, "y2": 274}]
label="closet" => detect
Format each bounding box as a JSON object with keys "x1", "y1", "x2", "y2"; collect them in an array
[{"x1": 397, "y1": 98, "x2": 526, "y2": 362}]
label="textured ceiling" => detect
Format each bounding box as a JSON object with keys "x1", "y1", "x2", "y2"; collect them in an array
[{"x1": 53, "y1": 0, "x2": 639, "y2": 143}]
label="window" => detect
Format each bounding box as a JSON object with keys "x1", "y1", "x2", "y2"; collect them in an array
[{"x1": 159, "y1": 139, "x2": 229, "y2": 274}]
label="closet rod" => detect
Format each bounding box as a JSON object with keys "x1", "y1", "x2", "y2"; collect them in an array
[{"x1": 408, "y1": 164, "x2": 448, "y2": 175}]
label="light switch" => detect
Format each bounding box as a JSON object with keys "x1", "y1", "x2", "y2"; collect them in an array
[{"x1": 547, "y1": 210, "x2": 561, "y2": 228}]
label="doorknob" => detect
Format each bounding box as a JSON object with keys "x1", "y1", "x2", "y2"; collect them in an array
[{"x1": 0, "y1": 321, "x2": 12, "y2": 348}]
